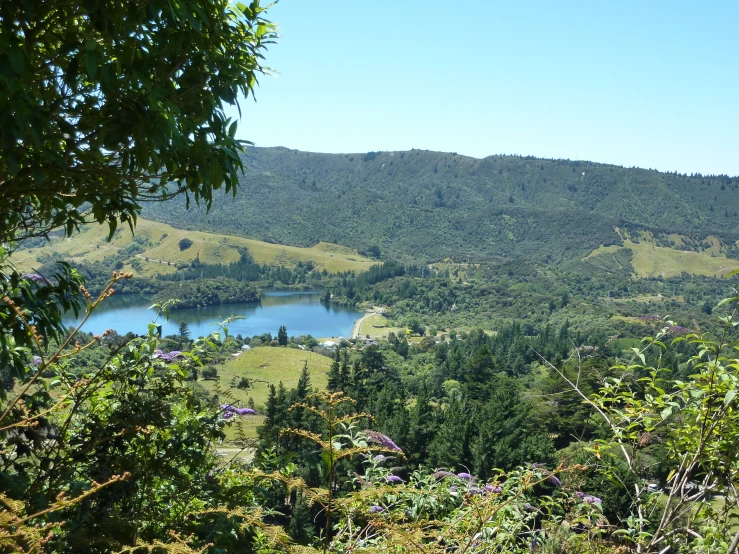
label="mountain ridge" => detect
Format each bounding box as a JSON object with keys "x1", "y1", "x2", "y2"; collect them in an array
[{"x1": 143, "y1": 146, "x2": 739, "y2": 264}]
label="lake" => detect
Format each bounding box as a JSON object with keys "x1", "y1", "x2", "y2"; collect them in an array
[{"x1": 63, "y1": 290, "x2": 364, "y2": 339}]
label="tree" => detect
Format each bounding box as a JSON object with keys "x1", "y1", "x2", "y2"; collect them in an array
[
  {"x1": 0, "y1": 0, "x2": 277, "y2": 245},
  {"x1": 179, "y1": 238, "x2": 194, "y2": 251},
  {"x1": 277, "y1": 325, "x2": 288, "y2": 346},
  {"x1": 179, "y1": 321, "x2": 191, "y2": 342}
]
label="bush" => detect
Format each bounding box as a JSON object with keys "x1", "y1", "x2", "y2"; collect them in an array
[
  {"x1": 179, "y1": 238, "x2": 193, "y2": 251},
  {"x1": 201, "y1": 366, "x2": 218, "y2": 380}
]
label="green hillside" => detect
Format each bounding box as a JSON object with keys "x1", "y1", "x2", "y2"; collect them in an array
[
  {"x1": 12, "y1": 218, "x2": 376, "y2": 276},
  {"x1": 144, "y1": 147, "x2": 739, "y2": 264}
]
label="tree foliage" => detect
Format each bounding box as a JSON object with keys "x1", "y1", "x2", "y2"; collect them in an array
[{"x1": 0, "y1": 0, "x2": 277, "y2": 244}]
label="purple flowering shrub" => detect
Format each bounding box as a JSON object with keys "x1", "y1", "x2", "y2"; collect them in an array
[{"x1": 337, "y1": 462, "x2": 606, "y2": 552}]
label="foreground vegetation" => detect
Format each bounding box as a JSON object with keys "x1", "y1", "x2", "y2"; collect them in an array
[{"x1": 3, "y1": 0, "x2": 739, "y2": 552}]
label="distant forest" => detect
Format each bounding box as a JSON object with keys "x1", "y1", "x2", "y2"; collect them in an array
[{"x1": 145, "y1": 147, "x2": 739, "y2": 264}]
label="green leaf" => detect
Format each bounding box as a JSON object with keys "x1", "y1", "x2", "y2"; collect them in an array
[
  {"x1": 86, "y1": 49, "x2": 98, "y2": 79},
  {"x1": 661, "y1": 406, "x2": 672, "y2": 419},
  {"x1": 724, "y1": 389, "x2": 736, "y2": 408}
]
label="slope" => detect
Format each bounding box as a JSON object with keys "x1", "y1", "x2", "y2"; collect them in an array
[
  {"x1": 12, "y1": 219, "x2": 376, "y2": 276},
  {"x1": 143, "y1": 147, "x2": 739, "y2": 264}
]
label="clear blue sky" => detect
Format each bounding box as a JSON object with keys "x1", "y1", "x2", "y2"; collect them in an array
[{"x1": 226, "y1": 1, "x2": 739, "y2": 176}]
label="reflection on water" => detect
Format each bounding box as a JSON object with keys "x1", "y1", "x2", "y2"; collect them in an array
[{"x1": 63, "y1": 290, "x2": 362, "y2": 339}]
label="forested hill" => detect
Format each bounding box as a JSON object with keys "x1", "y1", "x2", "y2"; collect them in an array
[{"x1": 144, "y1": 147, "x2": 739, "y2": 264}]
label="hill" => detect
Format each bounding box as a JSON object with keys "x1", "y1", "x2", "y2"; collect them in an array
[
  {"x1": 143, "y1": 147, "x2": 739, "y2": 264},
  {"x1": 12, "y1": 218, "x2": 376, "y2": 276}
]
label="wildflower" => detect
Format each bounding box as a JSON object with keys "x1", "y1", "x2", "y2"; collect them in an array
[
  {"x1": 484, "y1": 484, "x2": 502, "y2": 493},
  {"x1": 457, "y1": 472, "x2": 474, "y2": 480},
  {"x1": 362, "y1": 429, "x2": 402, "y2": 452},
  {"x1": 386, "y1": 475, "x2": 403, "y2": 484},
  {"x1": 432, "y1": 470, "x2": 455, "y2": 481},
  {"x1": 23, "y1": 273, "x2": 50, "y2": 284},
  {"x1": 32, "y1": 356, "x2": 42, "y2": 366},
  {"x1": 574, "y1": 491, "x2": 585, "y2": 498},
  {"x1": 583, "y1": 495, "x2": 602, "y2": 504},
  {"x1": 220, "y1": 404, "x2": 258, "y2": 419},
  {"x1": 548, "y1": 475, "x2": 562, "y2": 487},
  {"x1": 160, "y1": 350, "x2": 182, "y2": 362},
  {"x1": 468, "y1": 487, "x2": 483, "y2": 495},
  {"x1": 373, "y1": 454, "x2": 387, "y2": 462},
  {"x1": 524, "y1": 503, "x2": 534, "y2": 511},
  {"x1": 369, "y1": 505, "x2": 384, "y2": 513}
]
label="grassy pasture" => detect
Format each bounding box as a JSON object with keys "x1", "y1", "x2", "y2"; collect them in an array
[
  {"x1": 199, "y1": 346, "x2": 332, "y2": 439},
  {"x1": 357, "y1": 313, "x2": 405, "y2": 339},
  {"x1": 11, "y1": 218, "x2": 375, "y2": 275},
  {"x1": 583, "y1": 239, "x2": 739, "y2": 278}
]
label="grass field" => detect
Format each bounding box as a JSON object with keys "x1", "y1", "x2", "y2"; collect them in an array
[
  {"x1": 584, "y1": 240, "x2": 739, "y2": 278},
  {"x1": 357, "y1": 313, "x2": 405, "y2": 339},
  {"x1": 11, "y1": 218, "x2": 376, "y2": 276},
  {"x1": 199, "y1": 347, "x2": 332, "y2": 440}
]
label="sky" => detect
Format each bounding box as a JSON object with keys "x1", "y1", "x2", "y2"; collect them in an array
[{"x1": 225, "y1": 1, "x2": 739, "y2": 176}]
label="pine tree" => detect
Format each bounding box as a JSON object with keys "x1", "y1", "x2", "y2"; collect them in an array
[
  {"x1": 295, "y1": 362, "x2": 311, "y2": 399},
  {"x1": 327, "y1": 349, "x2": 341, "y2": 391},
  {"x1": 277, "y1": 325, "x2": 288, "y2": 346},
  {"x1": 259, "y1": 384, "x2": 279, "y2": 445},
  {"x1": 463, "y1": 344, "x2": 495, "y2": 401},
  {"x1": 339, "y1": 350, "x2": 351, "y2": 391}
]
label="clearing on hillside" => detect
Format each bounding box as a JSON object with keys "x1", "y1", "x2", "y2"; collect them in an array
[
  {"x1": 12, "y1": 218, "x2": 376, "y2": 276},
  {"x1": 198, "y1": 347, "x2": 332, "y2": 440},
  {"x1": 584, "y1": 239, "x2": 739, "y2": 278}
]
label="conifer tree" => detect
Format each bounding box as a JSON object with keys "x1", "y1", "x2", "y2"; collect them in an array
[{"x1": 327, "y1": 349, "x2": 341, "y2": 391}]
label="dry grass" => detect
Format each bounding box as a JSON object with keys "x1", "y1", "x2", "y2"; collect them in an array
[{"x1": 11, "y1": 218, "x2": 376, "y2": 275}]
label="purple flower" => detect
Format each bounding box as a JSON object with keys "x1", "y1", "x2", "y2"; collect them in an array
[
  {"x1": 220, "y1": 404, "x2": 258, "y2": 419},
  {"x1": 373, "y1": 454, "x2": 387, "y2": 462},
  {"x1": 484, "y1": 485, "x2": 502, "y2": 494},
  {"x1": 432, "y1": 470, "x2": 455, "y2": 481},
  {"x1": 468, "y1": 487, "x2": 483, "y2": 495},
  {"x1": 369, "y1": 505, "x2": 384, "y2": 513},
  {"x1": 548, "y1": 475, "x2": 562, "y2": 487},
  {"x1": 153, "y1": 349, "x2": 183, "y2": 362},
  {"x1": 32, "y1": 356, "x2": 42, "y2": 366},
  {"x1": 23, "y1": 273, "x2": 50, "y2": 285},
  {"x1": 362, "y1": 429, "x2": 402, "y2": 452},
  {"x1": 386, "y1": 475, "x2": 403, "y2": 484},
  {"x1": 583, "y1": 495, "x2": 602, "y2": 504},
  {"x1": 524, "y1": 503, "x2": 534, "y2": 511},
  {"x1": 575, "y1": 491, "x2": 585, "y2": 498},
  {"x1": 161, "y1": 350, "x2": 182, "y2": 362},
  {"x1": 457, "y1": 472, "x2": 474, "y2": 480}
]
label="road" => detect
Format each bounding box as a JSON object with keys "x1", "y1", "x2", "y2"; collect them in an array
[{"x1": 351, "y1": 308, "x2": 383, "y2": 339}]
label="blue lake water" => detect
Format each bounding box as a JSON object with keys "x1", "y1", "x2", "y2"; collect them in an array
[{"x1": 63, "y1": 290, "x2": 363, "y2": 339}]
